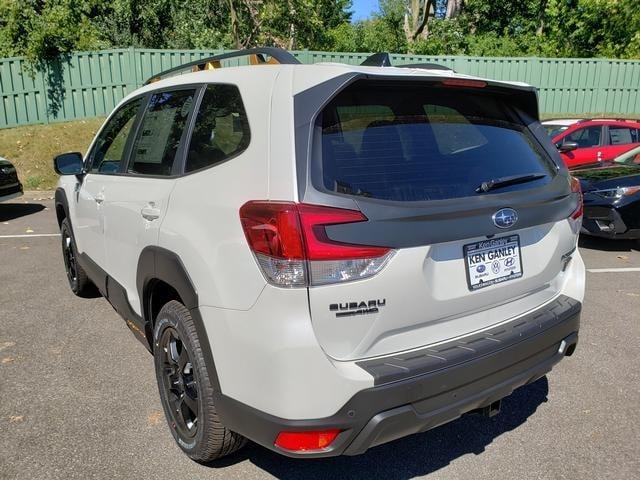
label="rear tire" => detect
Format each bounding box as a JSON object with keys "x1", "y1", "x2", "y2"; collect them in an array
[
  {"x1": 60, "y1": 218, "x2": 95, "y2": 297},
  {"x1": 153, "y1": 300, "x2": 246, "y2": 462}
]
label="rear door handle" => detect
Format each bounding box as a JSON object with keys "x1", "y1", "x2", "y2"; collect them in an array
[
  {"x1": 95, "y1": 192, "x2": 105, "y2": 204},
  {"x1": 141, "y1": 203, "x2": 161, "y2": 221}
]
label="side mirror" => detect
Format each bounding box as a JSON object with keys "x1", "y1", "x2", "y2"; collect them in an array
[
  {"x1": 54, "y1": 152, "x2": 84, "y2": 175},
  {"x1": 558, "y1": 142, "x2": 579, "y2": 153}
]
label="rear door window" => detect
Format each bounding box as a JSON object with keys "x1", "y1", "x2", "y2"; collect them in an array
[
  {"x1": 128, "y1": 89, "x2": 196, "y2": 176},
  {"x1": 317, "y1": 81, "x2": 555, "y2": 202},
  {"x1": 608, "y1": 126, "x2": 639, "y2": 145}
]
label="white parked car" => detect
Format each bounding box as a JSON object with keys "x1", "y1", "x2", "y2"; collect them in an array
[
  {"x1": 541, "y1": 118, "x2": 582, "y2": 138},
  {"x1": 53, "y1": 48, "x2": 585, "y2": 461}
]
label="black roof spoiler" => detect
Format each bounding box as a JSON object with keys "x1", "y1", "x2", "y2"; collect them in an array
[{"x1": 360, "y1": 52, "x2": 454, "y2": 72}]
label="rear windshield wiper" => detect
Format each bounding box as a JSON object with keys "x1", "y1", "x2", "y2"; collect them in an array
[{"x1": 475, "y1": 173, "x2": 547, "y2": 193}]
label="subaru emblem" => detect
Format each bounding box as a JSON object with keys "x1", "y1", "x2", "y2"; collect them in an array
[{"x1": 493, "y1": 208, "x2": 518, "y2": 229}]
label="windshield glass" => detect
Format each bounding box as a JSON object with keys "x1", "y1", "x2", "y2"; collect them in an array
[
  {"x1": 543, "y1": 125, "x2": 569, "y2": 138},
  {"x1": 614, "y1": 146, "x2": 640, "y2": 165},
  {"x1": 317, "y1": 81, "x2": 556, "y2": 202}
]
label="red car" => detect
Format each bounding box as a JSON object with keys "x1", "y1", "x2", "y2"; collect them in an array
[{"x1": 552, "y1": 119, "x2": 640, "y2": 169}]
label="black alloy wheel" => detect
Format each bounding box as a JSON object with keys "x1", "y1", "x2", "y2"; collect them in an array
[
  {"x1": 158, "y1": 326, "x2": 200, "y2": 440},
  {"x1": 153, "y1": 300, "x2": 246, "y2": 461},
  {"x1": 61, "y1": 229, "x2": 78, "y2": 286},
  {"x1": 59, "y1": 218, "x2": 93, "y2": 297}
]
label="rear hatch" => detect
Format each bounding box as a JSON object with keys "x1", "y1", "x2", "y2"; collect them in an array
[{"x1": 296, "y1": 77, "x2": 581, "y2": 361}]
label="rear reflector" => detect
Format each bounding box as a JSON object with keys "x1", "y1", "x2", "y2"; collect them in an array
[
  {"x1": 240, "y1": 201, "x2": 394, "y2": 287},
  {"x1": 274, "y1": 429, "x2": 341, "y2": 452}
]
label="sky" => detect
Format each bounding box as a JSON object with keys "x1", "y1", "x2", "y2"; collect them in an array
[{"x1": 351, "y1": 0, "x2": 379, "y2": 21}]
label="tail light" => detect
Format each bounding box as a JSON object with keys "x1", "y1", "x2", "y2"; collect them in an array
[
  {"x1": 569, "y1": 176, "x2": 583, "y2": 220},
  {"x1": 240, "y1": 201, "x2": 394, "y2": 287},
  {"x1": 275, "y1": 429, "x2": 341, "y2": 452},
  {"x1": 569, "y1": 176, "x2": 583, "y2": 233}
]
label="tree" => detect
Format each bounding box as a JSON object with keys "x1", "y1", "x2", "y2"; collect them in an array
[
  {"x1": 403, "y1": 0, "x2": 435, "y2": 42},
  {"x1": 0, "y1": 0, "x2": 104, "y2": 64},
  {"x1": 1, "y1": 0, "x2": 639, "y2": 63},
  {"x1": 445, "y1": 0, "x2": 463, "y2": 19}
]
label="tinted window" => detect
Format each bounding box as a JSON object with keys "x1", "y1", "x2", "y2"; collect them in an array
[
  {"x1": 609, "y1": 126, "x2": 639, "y2": 145},
  {"x1": 317, "y1": 81, "x2": 555, "y2": 202},
  {"x1": 185, "y1": 85, "x2": 250, "y2": 172},
  {"x1": 128, "y1": 89, "x2": 196, "y2": 176},
  {"x1": 564, "y1": 126, "x2": 601, "y2": 148},
  {"x1": 543, "y1": 125, "x2": 569, "y2": 138},
  {"x1": 89, "y1": 99, "x2": 142, "y2": 174}
]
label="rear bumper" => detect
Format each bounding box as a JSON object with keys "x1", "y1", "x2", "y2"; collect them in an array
[
  {"x1": 215, "y1": 295, "x2": 581, "y2": 458},
  {"x1": 0, "y1": 182, "x2": 23, "y2": 202}
]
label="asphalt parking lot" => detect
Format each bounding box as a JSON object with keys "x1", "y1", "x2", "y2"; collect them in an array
[{"x1": 1, "y1": 192, "x2": 639, "y2": 480}]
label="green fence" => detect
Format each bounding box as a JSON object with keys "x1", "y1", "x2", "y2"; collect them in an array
[{"x1": 1, "y1": 48, "x2": 640, "y2": 129}]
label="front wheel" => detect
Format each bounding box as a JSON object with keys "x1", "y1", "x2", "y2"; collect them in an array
[{"x1": 153, "y1": 300, "x2": 246, "y2": 462}]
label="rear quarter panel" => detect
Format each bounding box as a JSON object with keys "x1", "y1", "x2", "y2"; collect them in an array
[{"x1": 158, "y1": 70, "x2": 279, "y2": 310}]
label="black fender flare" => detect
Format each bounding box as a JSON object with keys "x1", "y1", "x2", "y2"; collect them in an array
[
  {"x1": 136, "y1": 246, "x2": 221, "y2": 391},
  {"x1": 54, "y1": 187, "x2": 70, "y2": 228}
]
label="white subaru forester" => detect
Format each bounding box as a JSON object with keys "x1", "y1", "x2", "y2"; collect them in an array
[{"x1": 54, "y1": 48, "x2": 585, "y2": 461}]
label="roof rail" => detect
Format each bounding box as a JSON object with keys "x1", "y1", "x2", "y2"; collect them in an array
[
  {"x1": 577, "y1": 118, "x2": 636, "y2": 123},
  {"x1": 144, "y1": 47, "x2": 301, "y2": 85},
  {"x1": 359, "y1": 52, "x2": 454, "y2": 72}
]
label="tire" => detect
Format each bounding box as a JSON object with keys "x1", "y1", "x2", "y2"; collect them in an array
[
  {"x1": 153, "y1": 300, "x2": 246, "y2": 462},
  {"x1": 60, "y1": 218, "x2": 95, "y2": 297}
]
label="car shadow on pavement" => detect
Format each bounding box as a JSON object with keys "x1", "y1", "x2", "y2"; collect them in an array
[
  {"x1": 212, "y1": 376, "x2": 550, "y2": 479},
  {"x1": 578, "y1": 235, "x2": 639, "y2": 252},
  {"x1": 0, "y1": 203, "x2": 45, "y2": 222}
]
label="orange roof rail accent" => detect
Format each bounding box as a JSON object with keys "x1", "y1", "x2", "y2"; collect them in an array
[{"x1": 145, "y1": 47, "x2": 300, "y2": 85}]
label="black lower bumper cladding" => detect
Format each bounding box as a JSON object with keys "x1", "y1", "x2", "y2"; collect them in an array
[
  {"x1": 582, "y1": 203, "x2": 640, "y2": 239},
  {"x1": 215, "y1": 295, "x2": 581, "y2": 458}
]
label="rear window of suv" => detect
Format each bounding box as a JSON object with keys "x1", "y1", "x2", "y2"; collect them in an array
[{"x1": 316, "y1": 80, "x2": 555, "y2": 202}]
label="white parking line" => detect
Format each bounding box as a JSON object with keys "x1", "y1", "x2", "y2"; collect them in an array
[
  {"x1": 0, "y1": 233, "x2": 60, "y2": 238},
  {"x1": 587, "y1": 268, "x2": 640, "y2": 273}
]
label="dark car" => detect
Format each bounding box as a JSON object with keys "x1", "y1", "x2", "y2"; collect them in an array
[
  {"x1": 0, "y1": 157, "x2": 23, "y2": 202},
  {"x1": 573, "y1": 145, "x2": 640, "y2": 239}
]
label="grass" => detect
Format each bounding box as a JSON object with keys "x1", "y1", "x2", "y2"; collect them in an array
[
  {"x1": 0, "y1": 118, "x2": 105, "y2": 190},
  {"x1": 2, "y1": 112, "x2": 639, "y2": 191}
]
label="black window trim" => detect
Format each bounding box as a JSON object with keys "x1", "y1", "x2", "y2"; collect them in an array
[
  {"x1": 597, "y1": 124, "x2": 606, "y2": 147},
  {"x1": 84, "y1": 82, "x2": 251, "y2": 180}
]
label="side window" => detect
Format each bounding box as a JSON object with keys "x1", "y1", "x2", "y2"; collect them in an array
[
  {"x1": 609, "y1": 126, "x2": 637, "y2": 145},
  {"x1": 128, "y1": 89, "x2": 196, "y2": 176},
  {"x1": 185, "y1": 85, "x2": 250, "y2": 172},
  {"x1": 564, "y1": 126, "x2": 601, "y2": 148},
  {"x1": 89, "y1": 99, "x2": 142, "y2": 174}
]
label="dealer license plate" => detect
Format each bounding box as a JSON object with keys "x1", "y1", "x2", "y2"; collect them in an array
[{"x1": 463, "y1": 235, "x2": 523, "y2": 291}]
